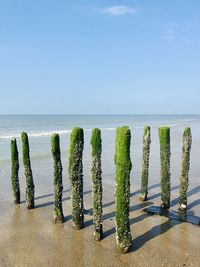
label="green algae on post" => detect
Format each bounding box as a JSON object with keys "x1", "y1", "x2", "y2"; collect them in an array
[
  {"x1": 115, "y1": 126, "x2": 132, "y2": 253},
  {"x1": 179, "y1": 128, "x2": 192, "y2": 213},
  {"x1": 51, "y1": 133, "x2": 64, "y2": 223},
  {"x1": 69, "y1": 127, "x2": 84, "y2": 229},
  {"x1": 140, "y1": 126, "x2": 151, "y2": 201},
  {"x1": 21, "y1": 132, "x2": 35, "y2": 209},
  {"x1": 11, "y1": 138, "x2": 20, "y2": 204},
  {"x1": 158, "y1": 127, "x2": 171, "y2": 209},
  {"x1": 91, "y1": 128, "x2": 103, "y2": 241}
]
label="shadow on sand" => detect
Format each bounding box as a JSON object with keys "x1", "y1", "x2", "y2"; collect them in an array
[
  {"x1": 103, "y1": 184, "x2": 200, "y2": 252},
  {"x1": 19, "y1": 182, "x2": 200, "y2": 253}
]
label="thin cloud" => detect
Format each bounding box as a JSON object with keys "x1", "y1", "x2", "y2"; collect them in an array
[
  {"x1": 103, "y1": 5, "x2": 138, "y2": 16},
  {"x1": 162, "y1": 29, "x2": 174, "y2": 40}
]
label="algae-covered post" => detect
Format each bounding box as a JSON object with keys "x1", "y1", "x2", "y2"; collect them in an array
[
  {"x1": 91, "y1": 128, "x2": 103, "y2": 241},
  {"x1": 115, "y1": 126, "x2": 132, "y2": 253},
  {"x1": 69, "y1": 127, "x2": 84, "y2": 229},
  {"x1": 21, "y1": 132, "x2": 35, "y2": 209},
  {"x1": 140, "y1": 126, "x2": 151, "y2": 201},
  {"x1": 11, "y1": 138, "x2": 20, "y2": 204},
  {"x1": 158, "y1": 127, "x2": 171, "y2": 209},
  {"x1": 179, "y1": 128, "x2": 192, "y2": 213},
  {"x1": 51, "y1": 133, "x2": 64, "y2": 223}
]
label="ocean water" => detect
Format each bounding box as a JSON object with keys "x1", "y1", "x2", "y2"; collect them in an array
[
  {"x1": 0, "y1": 114, "x2": 200, "y2": 214},
  {"x1": 0, "y1": 114, "x2": 198, "y2": 159}
]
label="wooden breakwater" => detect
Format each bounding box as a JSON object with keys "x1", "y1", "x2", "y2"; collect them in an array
[{"x1": 9, "y1": 126, "x2": 192, "y2": 253}]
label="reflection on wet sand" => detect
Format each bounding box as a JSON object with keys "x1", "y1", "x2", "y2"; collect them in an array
[{"x1": 0, "y1": 181, "x2": 200, "y2": 266}]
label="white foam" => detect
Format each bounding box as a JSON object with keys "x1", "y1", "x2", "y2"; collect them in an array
[
  {"x1": 0, "y1": 128, "x2": 117, "y2": 140},
  {"x1": 178, "y1": 118, "x2": 196, "y2": 122},
  {"x1": 29, "y1": 130, "x2": 72, "y2": 137},
  {"x1": 0, "y1": 130, "x2": 71, "y2": 139}
]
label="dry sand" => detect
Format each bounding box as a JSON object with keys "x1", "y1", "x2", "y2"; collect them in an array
[{"x1": 0, "y1": 180, "x2": 200, "y2": 267}]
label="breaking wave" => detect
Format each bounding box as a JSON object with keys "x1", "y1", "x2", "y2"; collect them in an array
[{"x1": 0, "y1": 128, "x2": 116, "y2": 140}]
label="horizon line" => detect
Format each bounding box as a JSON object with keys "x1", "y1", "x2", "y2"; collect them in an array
[{"x1": 0, "y1": 114, "x2": 199, "y2": 116}]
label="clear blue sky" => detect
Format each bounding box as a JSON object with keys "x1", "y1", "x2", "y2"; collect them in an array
[{"x1": 0, "y1": 0, "x2": 199, "y2": 114}]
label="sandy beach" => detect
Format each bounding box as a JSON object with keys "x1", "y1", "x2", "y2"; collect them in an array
[{"x1": 1, "y1": 178, "x2": 200, "y2": 267}]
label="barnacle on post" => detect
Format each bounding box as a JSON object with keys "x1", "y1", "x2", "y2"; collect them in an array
[
  {"x1": 115, "y1": 126, "x2": 132, "y2": 253},
  {"x1": 179, "y1": 128, "x2": 192, "y2": 213},
  {"x1": 158, "y1": 127, "x2": 171, "y2": 209},
  {"x1": 11, "y1": 138, "x2": 20, "y2": 204},
  {"x1": 140, "y1": 126, "x2": 151, "y2": 201},
  {"x1": 51, "y1": 133, "x2": 64, "y2": 223},
  {"x1": 69, "y1": 128, "x2": 84, "y2": 229},
  {"x1": 21, "y1": 132, "x2": 35, "y2": 209},
  {"x1": 91, "y1": 128, "x2": 103, "y2": 241}
]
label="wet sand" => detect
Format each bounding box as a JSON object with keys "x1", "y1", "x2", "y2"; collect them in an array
[{"x1": 0, "y1": 178, "x2": 200, "y2": 267}]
